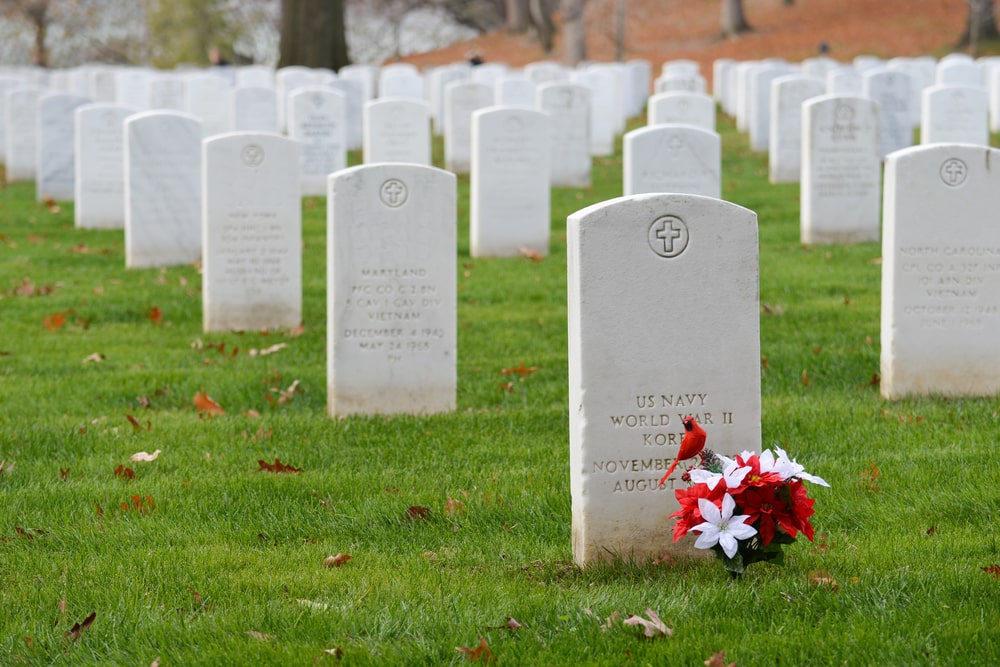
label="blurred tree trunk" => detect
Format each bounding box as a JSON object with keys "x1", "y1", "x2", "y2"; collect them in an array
[
  {"x1": 958, "y1": 0, "x2": 999, "y2": 55},
  {"x1": 279, "y1": 0, "x2": 350, "y2": 69},
  {"x1": 614, "y1": 0, "x2": 625, "y2": 61},
  {"x1": 720, "y1": 0, "x2": 751, "y2": 37},
  {"x1": 528, "y1": 0, "x2": 555, "y2": 52},
  {"x1": 562, "y1": 0, "x2": 586, "y2": 66},
  {"x1": 506, "y1": 0, "x2": 528, "y2": 32},
  {"x1": 0, "y1": 0, "x2": 52, "y2": 66}
]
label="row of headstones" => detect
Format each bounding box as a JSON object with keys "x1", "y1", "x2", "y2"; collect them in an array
[
  {"x1": 98, "y1": 131, "x2": 1000, "y2": 563},
  {"x1": 571, "y1": 140, "x2": 1000, "y2": 564},
  {"x1": 711, "y1": 53, "x2": 998, "y2": 178}
]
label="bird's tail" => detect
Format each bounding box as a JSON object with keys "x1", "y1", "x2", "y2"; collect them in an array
[{"x1": 657, "y1": 459, "x2": 680, "y2": 488}]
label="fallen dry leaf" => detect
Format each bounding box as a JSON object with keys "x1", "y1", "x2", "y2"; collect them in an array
[
  {"x1": 444, "y1": 496, "x2": 465, "y2": 516},
  {"x1": 623, "y1": 608, "x2": 673, "y2": 638},
  {"x1": 130, "y1": 449, "x2": 161, "y2": 462},
  {"x1": 405, "y1": 505, "x2": 431, "y2": 521},
  {"x1": 982, "y1": 564, "x2": 1000, "y2": 578},
  {"x1": 0, "y1": 458, "x2": 14, "y2": 475},
  {"x1": 193, "y1": 390, "x2": 225, "y2": 416},
  {"x1": 323, "y1": 647, "x2": 344, "y2": 657},
  {"x1": 44, "y1": 311, "x2": 67, "y2": 331},
  {"x1": 487, "y1": 617, "x2": 523, "y2": 631},
  {"x1": 705, "y1": 650, "x2": 737, "y2": 667},
  {"x1": 456, "y1": 636, "x2": 494, "y2": 663},
  {"x1": 64, "y1": 611, "x2": 96, "y2": 642},
  {"x1": 519, "y1": 246, "x2": 544, "y2": 262},
  {"x1": 809, "y1": 570, "x2": 840, "y2": 589},
  {"x1": 324, "y1": 553, "x2": 351, "y2": 568},
  {"x1": 147, "y1": 306, "x2": 162, "y2": 325},
  {"x1": 150, "y1": 658, "x2": 160, "y2": 667},
  {"x1": 246, "y1": 630, "x2": 273, "y2": 641},
  {"x1": 113, "y1": 464, "x2": 135, "y2": 480},
  {"x1": 801, "y1": 369, "x2": 811, "y2": 386},
  {"x1": 258, "y1": 458, "x2": 302, "y2": 473},
  {"x1": 501, "y1": 361, "x2": 539, "y2": 376},
  {"x1": 126, "y1": 414, "x2": 151, "y2": 432},
  {"x1": 249, "y1": 342, "x2": 287, "y2": 356},
  {"x1": 82, "y1": 352, "x2": 105, "y2": 363}
]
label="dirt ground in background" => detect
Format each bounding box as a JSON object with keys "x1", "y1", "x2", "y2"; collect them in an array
[{"x1": 396, "y1": 0, "x2": 988, "y2": 79}]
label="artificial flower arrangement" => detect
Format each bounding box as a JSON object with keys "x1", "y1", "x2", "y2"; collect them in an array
[{"x1": 670, "y1": 446, "x2": 829, "y2": 577}]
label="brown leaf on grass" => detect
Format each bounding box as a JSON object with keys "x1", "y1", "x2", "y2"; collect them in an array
[
  {"x1": 801, "y1": 369, "x2": 811, "y2": 386},
  {"x1": 64, "y1": 611, "x2": 96, "y2": 642},
  {"x1": 926, "y1": 525, "x2": 937, "y2": 536},
  {"x1": 982, "y1": 564, "x2": 1000, "y2": 578},
  {"x1": 444, "y1": 496, "x2": 466, "y2": 516},
  {"x1": 24, "y1": 636, "x2": 34, "y2": 649},
  {"x1": 501, "y1": 361, "x2": 539, "y2": 376},
  {"x1": 246, "y1": 631, "x2": 272, "y2": 641},
  {"x1": 42, "y1": 197, "x2": 60, "y2": 213},
  {"x1": 0, "y1": 458, "x2": 14, "y2": 475},
  {"x1": 257, "y1": 458, "x2": 302, "y2": 473},
  {"x1": 94, "y1": 502, "x2": 104, "y2": 518},
  {"x1": 188, "y1": 586, "x2": 204, "y2": 607},
  {"x1": 651, "y1": 549, "x2": 675, "y2": 566},
  {"x1": 860, "y1": 460, "x2": 881, "y2": 492},
  {"x1": 265, "y1": 379, "x2": 301, "y2": 406},
  {"x1": 113, "y1": 464, "x2": 135, "y2": 480},
  {"x1": 519, "y1": 246, "x2": 544, "y2": 262},
  {"x1": 150, "y1": 658, "x2": 160, "y2": 667},
  {"x1": 405, "y1": 505, "x2": 431, "y2": 521},
  {"x1": 323, "y1": 553, "x2": 351, "y2": 568},
  {"x1": 622, "y1": 608, "x2": 673, "y2": 638},
  {"x1": 288, "y1": 323, "x2": 306, "y2": 337},
  {"x1": 121, "y1": 495, "x2": 154, "y2": 513},
  {"x1": 44, "y1": 311, "x2": 67, "y2": 331},
  {"x1": 82, "y1": 352, "x2": 105, "y2": 363},
  {"x1": 809, "y1": 570, "x2": 840, "y2": 589},
  {"x1": 193, "y1": 390, "x2": 225, "y2": 416},
  {"x1": 249, "y1": 342, "x2": 287, "y2": 356},
  {"x1": 59, "y1": 467, "x2": 69, "y2": 481},
  {"x1": 323, "y1": 647, "x2": 344, "y2": 658},
  {"x1": 456, "y1": 636, "x2": 494, "y2": 663},
  {"x1": 146, "y1": 306, "x2": 162, "y2": 325},
  {"x1": 705, "y1": 650, "x2": 737, "y2": 667},
  {"x1": 498, "y1": 381, "x2": 515, "y2": 393},
  {"x1": 761, "y1": 303, "x2": 784, "y2": 316},
  {"x1": 130, "y1": 449, "x2": 161, "y2": 462},
  {"x1": 584, "y1": 608, "x2": 622, "y2": 632},
  {"x1": 760, "y1": 355, "x2": 769, "y2": 371},
  {"x1": 487, "y1": 617, "x2": 523, "y2": 631},
  {"x1": 126, "y1": 415, "x2": 152, "y2": 432}
]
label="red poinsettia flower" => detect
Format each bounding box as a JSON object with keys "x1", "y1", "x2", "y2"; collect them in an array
[
  {"x1": 737, "y1": 484, "x2": 794, "y2": 546},
  {"x1": 669, "y1": 478, "x2": 726, "y2": 542},
  {"x1": 732, "y1": 454, "x2": 784, "y2": 494},
  {"x1": 785, "y1": 479, "x2": 816, "y2": 541}
]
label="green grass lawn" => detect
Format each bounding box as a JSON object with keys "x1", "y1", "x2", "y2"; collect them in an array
[{"x1": 1, "y1": 115, "x2": 999, "y2": 666}]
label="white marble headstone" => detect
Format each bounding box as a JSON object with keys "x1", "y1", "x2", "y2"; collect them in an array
[
  {"x1": 801, "y1": 95, "x2": 881, "y2": 244},
  {"x1": 36, "y1": 92, "x2": 91, "y2": 202},
  {"x1": 0, "y1": 76, "x2": 25, "y2": 163},
  {"x1": 5, "y1": 87, "x2": 43, "y2": 182},
  {"x1": 443, "y1": 81, "x2": 493, "y2": 173},
  {"x1": 568, "y1": 193, "x2": 761, "y2": 565},
  {"x1": 327, "y1": 78, "x2": 365, "y2": 150},
  {"x1": 470, "y1": 106, "x2": 551, "y2": 258},
  {"x1": 537, "y1": 82, "x2": 591, "y2": 187},
  {"x1": 231, "y1": 86, "x2": 279, "y2": 133},
  {"x1": 124, "y1": 111, "x2": 203, "y2": 268},
  {"x1": 363, "y1": 97, "x2": 431, "y2": 166},
  {"x1": 148, "y1": 74, "x2": 186, "y2": 111},
  {"x1": 623, "y1": 124, "x2": 721, "y2": 198},
  {"x1": 863, "y1": 69, "x2": 914, "y2": 159},
  {"x1": 495, "y1": 76, "x2": 537, "y2": 107},
  {"x1": 881, "y1": 143, "x2": 1000, "y2": 398},
  {"x1": 185, "y1": 73, "x2": 233, "y2": 136},
  {"x1": 921, "y1": 84, "x2": 989, "y2": 146},
  {"x1": 768, "y1": 75, "x2": 825, "y2": 184},
  {"x1": 75, "y1": 103, "x2": 134, "y2": 229},
  {"x1": 647, "y1": 91, "x2": 716, "y2": 131},
  {"x1": 203, "y1": 133, "x2": 301, "y2": 332},
  {"x1": 327, "y1": 163, "x2": 457, "y2": 416},
  {"x1": 287, "y1": 86, "x2": 346, "y2": 196}
]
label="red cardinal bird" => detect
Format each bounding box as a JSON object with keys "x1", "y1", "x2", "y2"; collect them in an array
[{"x1": 657, "y1": 416, "x2": 707, "y2": 487}]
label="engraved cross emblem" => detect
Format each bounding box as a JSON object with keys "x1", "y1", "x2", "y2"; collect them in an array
[
  {"x1": 647, "y1": 215, "x2": 689, "y2": 258},
  {"x1": 940, "y1": 158, "x2": 967, "y2": 187},
  {"x1": 379, "y1": 178, "x2": 408, "y2": 208}
]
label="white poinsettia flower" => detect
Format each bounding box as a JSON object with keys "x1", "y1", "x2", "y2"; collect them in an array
[
  {"x1": 721, "y1": 458, "x2": 751, "y2": 489},
  {"x1": 688, "y1": 469, "x2": 723, "y2": 486},
  {"x1": 692, "y1": 494, "x2": 757, "y2": 559},
  {"x1": 773, "y1": 446, "x2": 830, "y2": 487}
]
